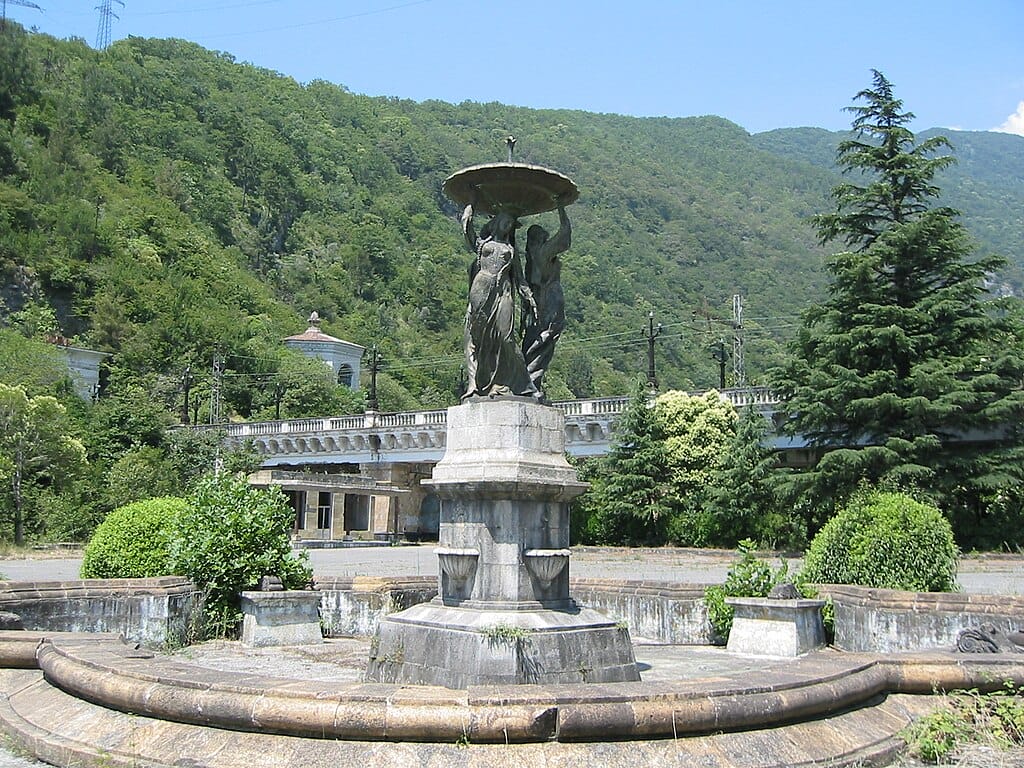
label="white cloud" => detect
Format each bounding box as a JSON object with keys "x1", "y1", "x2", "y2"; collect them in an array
[{"x1": 994, "y1": 101, "x2": 1024, "y2": 136}]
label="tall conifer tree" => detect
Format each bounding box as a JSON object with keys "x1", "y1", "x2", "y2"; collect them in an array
[
  {"x1": 775, "y1": 71, "x2": 1024, "y2": 540},
  {"x1": 586, "y1": 381, "x2": 671, "y2": 545}
]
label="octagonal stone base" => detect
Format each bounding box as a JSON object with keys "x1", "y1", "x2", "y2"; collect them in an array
[{"x1": 365, "y1": 600, "x2": 639, "y2": 688}]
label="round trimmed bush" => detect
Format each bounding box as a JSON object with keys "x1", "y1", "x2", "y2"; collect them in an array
[
  {"x1": 80, "y1": 497, "x2": 186, "y2": 578},
  {"x1": 800, "y1": 491, "x2": 958, "y2": 592}
]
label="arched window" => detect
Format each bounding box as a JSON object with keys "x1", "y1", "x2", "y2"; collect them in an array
[{"x1": 337, "y1": 363, "x2": 354, "y2": 388}]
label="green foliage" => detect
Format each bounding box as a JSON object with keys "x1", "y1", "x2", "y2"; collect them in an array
[
  {"x1": 704, "y1": 540, "x2": 789, "y2": 642},
  {"x1": 0, "y1": 30, "x2": 1020, "y2": 419},
  {"x1": 0, "y1": 383, "x2": 87, "y2": 544},
  {"x1": 0, "y1": 330, "x2": 71, "y2": 398},
  {"x1": 244, "y1": 353, "x2": 366, "y2": 421},
  {"x1": 656, "y1": 390, "x2": 738, "y2": 546},
  {"x1": 163, "y1": 428, "x2": 222, "y2": 488},
  {"x1": 84, "y1": 376, "x2": 174, "y2": 464},
  {"x1": 773, "y1": 71, "x2": 1024, "y2": 540},
  {"x1": 582, "y1": 382, "x2": 670, "y2": 545},
  {"x1": 481, "y1": 623, "x2": 531, "y2": 644},
  {"x1": 707, "y1": 406, "x2": 796, "y2": 548},
  {"x1": 903, "y1": 684, "x2": 1024, "y2": 763},
  {"x1": 800, "y1": 490, "x2": 958, "y2": 592},
  {"x1": 168, "y1": 473, "x2": 311, "y2": 636},
  {"x1": 578, "y1": 390, "x2": 794, "y2": 549},
  {"x1": 80, "y1": 497, "x2": 185, "y2": 578},
  {"x1": 0, "y1": 33, "x2": 1022, "y2": 553},
  {"x1": 104, "y1": 446, "x2": 179, "y2": 508}
]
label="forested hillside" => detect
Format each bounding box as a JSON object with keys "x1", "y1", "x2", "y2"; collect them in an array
[
  {"x1": 752, "y1": 127, "x2": 1024, "y2": 291},
  {"x1": 2, "y1": 25, "x2": 1022, "y2": 416}
]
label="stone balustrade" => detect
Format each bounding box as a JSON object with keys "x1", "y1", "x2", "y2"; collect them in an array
[{"x1": 209, "y1": 387, "x2": 781, "y2": 467}]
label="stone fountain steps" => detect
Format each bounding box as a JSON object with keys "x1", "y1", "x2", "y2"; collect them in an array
[
  {"x1": 0, "y1": 667, "x2": 939, "y2": 768},
  {"x1": 7, "y1": 630, "x2": 1024, "y2": 766}
]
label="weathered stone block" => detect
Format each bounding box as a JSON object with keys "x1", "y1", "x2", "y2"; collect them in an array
[
  {"x1": 240, "y1": 590, "x2": 322, "y2": 648},
  {"x1": 725, "y1": 597, "x2": 826, "y2": 657}
]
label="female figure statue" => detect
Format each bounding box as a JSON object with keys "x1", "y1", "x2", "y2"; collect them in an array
[
  {"x1": 460, "y1": 200, "x2": 539, "y2": 400},
  {"x1": 522, "y1": 203, "x2": 571, "y2": 394}
]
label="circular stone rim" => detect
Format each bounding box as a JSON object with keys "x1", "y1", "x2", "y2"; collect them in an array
[{"x1": 442, "y1": 163, "x2": 579, "y2": 217}]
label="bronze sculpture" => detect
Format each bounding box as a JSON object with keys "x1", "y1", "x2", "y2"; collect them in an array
[
  {"x1": 443, "y1": 151, "x2": 577, "y2": 402},
  {"x1": 460, "y1": 202, "x2": 539, "y2": 400},
  {"x1": 522, "y1": 203, "x2": 570, "y2": 393}
]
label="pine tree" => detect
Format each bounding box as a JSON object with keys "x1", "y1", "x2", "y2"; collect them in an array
[
  {"x1": 708, "y1": 406, "x2": 791, "y2": 548},
  {"x1": 774, "y1": 70, "x2": 1024, "y2": 541},
  {"x1": 586, "y1": 381, "x2": 671, "y2": 545}
]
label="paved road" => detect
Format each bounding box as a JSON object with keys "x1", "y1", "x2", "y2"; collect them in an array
[{"x1": 3, "y1": 545, "x2": 1022, "y2": 593}]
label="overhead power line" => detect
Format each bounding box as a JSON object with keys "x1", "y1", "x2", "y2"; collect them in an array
[{"x1": 1, "y1": 0, "x2": 42, "y2": 30}]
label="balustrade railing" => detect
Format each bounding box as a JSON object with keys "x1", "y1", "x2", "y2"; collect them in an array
[{"x1": 212, "y1": 387, "x2": 780, "y2": 442}]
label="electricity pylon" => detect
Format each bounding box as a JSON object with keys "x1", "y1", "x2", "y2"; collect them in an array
[{"x1": 95, "y1": 0, "x2": 123, "y2": 49}]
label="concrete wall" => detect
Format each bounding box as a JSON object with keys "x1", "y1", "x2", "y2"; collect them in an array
[
  {"x1": 5, "y1": 575, "x2": 1009, "y2": 654},
  {"x1": 315, "y1": 576, "x2": 437, "y2": 636},
  {"x1": 827, "y1": 585, "x2": 1024, "y2": 653},
  {"x1": 0, "y1": 577, "x2": 202, "y2": 647},
  {"x1": 314, "y1": 576, "x2": 712, "y2": 643},
  {"x1": 570, "y1": 579, "x2": 713, "y2": 644}
]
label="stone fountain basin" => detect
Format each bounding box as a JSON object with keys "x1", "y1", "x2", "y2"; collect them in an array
[
  {"x1": 9, "y1": 630, "x2": 1024, "y2": 745},
  {"x1": 442, "y1": 163, "x2": 579, "y2": 217}
]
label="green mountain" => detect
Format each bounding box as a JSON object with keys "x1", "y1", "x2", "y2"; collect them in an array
[
  {"x1": 752, "y1": 127, "x2": 1024, "y2": 291},
  {"x1": 2, "y1": 26, "x2": 1022, "y2": 416}
]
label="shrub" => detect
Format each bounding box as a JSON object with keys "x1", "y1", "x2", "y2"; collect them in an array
[
  {"x1": 704, "y1": 539, "x2": 789, "y2": 642},
  {"x1": 80, "y1": 497, "x2": 186, "y2": 578},
  {"x1": 169, "y1": 474, "x2": 311, "y2": 636},
  {"x1": 800, "y1": 490, "x2": 958, "y2": 592},
  {"x1": 903, "y1": 684, "x2": 1024, "y2": 762}
]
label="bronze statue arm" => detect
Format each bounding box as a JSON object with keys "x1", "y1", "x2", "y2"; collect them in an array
[
  {"x1": 512, "y1": 249, "x2": 538, "y2": 321},
  {"x1": 460, "y1": 203, "x2": 477, "y2": 253},
  {"x1": 542, "y1": 204, "x2": 571, "y2": 259}
]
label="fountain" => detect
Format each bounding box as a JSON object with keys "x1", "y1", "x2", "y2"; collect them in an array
[{"x1": 365, "y1": 141, "x2": 640, "y2": 686}]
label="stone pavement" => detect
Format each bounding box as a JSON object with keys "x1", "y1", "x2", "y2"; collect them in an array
[{"x1": 173, "y1": 635, "x2": 800, "y2": 685}]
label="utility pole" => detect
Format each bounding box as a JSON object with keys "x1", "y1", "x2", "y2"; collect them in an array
[
  {"x1": 642, "y1": 310, "x2": 663, "y2": 391},
  {"x1": 180, "y1": 366, "x2": 193, "y2": 425},
  {"x1": 732, "y1": 294, "x2": 745, "y2": 387},
  {"x1": 710, "y1": 340, "x2": 728, "y2": 390},
  {"x1": 274, "y1": 381, "x2": 285, "y2": 420},
  {"x1": 210, "y1": 355, "x2": 223, "y2": 425},
  {"x1": 367, "y1": 345, "x2": 383, "y2": 412}
]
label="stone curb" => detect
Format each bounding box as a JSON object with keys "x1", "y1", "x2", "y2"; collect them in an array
[
  {"x1": 0, "y1": 669, "x2": 944, "y2": 768},
  {"x1": 8, "y1": 630, "x2": 1024, "y2": 744}
]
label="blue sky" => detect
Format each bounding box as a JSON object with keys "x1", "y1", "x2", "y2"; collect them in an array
[{"x1": 10, "y1": 0, "x2": 1024, "y2": 136}]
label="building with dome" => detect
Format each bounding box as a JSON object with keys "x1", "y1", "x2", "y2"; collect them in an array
[{"x1": 283, "y1": 312, "x2": 364, "y2": 390}]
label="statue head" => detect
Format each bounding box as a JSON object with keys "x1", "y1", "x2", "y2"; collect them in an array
[
  {"x1": 487, "y1": 211, "x2": 518, "y2": 239},
  {"x1": 526, "y1": 224, "x2": 549, "y2": 248}
]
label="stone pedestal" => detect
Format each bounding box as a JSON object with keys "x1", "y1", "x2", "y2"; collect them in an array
[
  {"x1": 240, "y1": 591, "x2": 323, "y2": 648},
  {"x1": 366, "y1": 399, "x2": 639, "y2": 687},
  {"x1": 725, "y1": 597, "x2": 827, "y2": 657}
]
